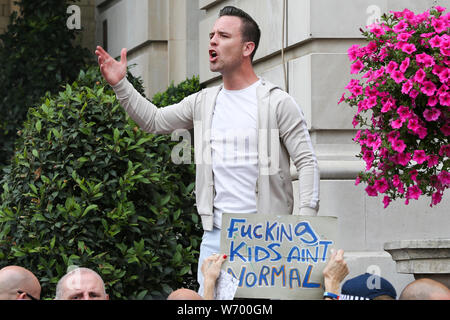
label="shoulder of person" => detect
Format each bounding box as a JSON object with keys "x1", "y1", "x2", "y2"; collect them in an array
[{"x1": 258, "y1": 78, "x2": 292, "y2": 101}]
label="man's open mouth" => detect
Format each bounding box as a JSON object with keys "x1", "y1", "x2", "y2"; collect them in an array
[{"x1": 209, "y1": 50, "x2": 218, "y2": 60}]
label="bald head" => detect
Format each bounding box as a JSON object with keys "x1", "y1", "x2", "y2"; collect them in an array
[
  {"x1": 0, "y1": 266, "x2": 41, "y2": 300},
  {"x1": 167, "y1": 288, "x2": 204, "y2": 300},
  {"x1": 400, "y1": 278, "x2": 450, "y2": 300},
  {"x1": 55, "y1": 267, "x2": 108, "y2": 300}
]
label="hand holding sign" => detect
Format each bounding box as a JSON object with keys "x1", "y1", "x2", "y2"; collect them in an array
[
  {"x1": 323, "y1": 249, "x2": 349, "y2": 296},
  {"x1": 201, "y1": 254, "x2": 227, "y2": 300}
]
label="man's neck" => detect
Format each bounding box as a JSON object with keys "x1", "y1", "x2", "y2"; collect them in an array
[{"x1": 222, "y1": 64, "x2": 259, "y2": 91}]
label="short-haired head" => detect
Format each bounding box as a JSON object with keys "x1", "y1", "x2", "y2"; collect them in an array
[{"x1": 218, "y1": 6, "x2": 261, "y2": 61}]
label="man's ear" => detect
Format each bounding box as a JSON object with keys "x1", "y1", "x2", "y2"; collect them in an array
[
  {"x1": 243, "y1": 41, "x2": 256, "y2": 59},
  {"x1": 17, "y1": 292, "x2": 27, "y2": 300}
]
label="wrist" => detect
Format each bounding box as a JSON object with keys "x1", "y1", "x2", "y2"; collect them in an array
[
  {"x1": 323, "y1": 291, "x2": 340, "y2": 300},
  {"x1": 324, "y1": 279, "x2": 340, "y2": 295}
]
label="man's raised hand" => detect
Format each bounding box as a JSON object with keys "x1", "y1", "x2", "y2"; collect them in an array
[{"x1": 95, "y1": 46, "x2": 127, "y2": 86}]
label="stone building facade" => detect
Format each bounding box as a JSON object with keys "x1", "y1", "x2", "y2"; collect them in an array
[
  {"x1": 95, "y1": 0, "x2": 450, "y2": 295},
  {"x1": 1, "y1": 0, "x2": 449, "y2": 296}
]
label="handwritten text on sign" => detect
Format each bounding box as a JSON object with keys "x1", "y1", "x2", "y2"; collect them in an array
[{"x1": 220, "y1": 214, "x2": 338, "y2": 299}]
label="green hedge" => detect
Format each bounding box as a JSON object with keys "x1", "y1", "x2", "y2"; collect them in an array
[
  {"x1": 0, "y1": 0, "x2": 90, "y2": 172},
  {"x1": 0, "y1": 65, "x2": 202, "y2": 299}
]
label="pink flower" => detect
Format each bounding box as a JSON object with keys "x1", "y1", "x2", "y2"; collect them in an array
[
  {"x1": 407, "y1": 118, "x2": 420, "y2": 131},
  {"x1": 375, "y1": 178, "x2": 389, "y2": 193},
  {"x1": 429, "y1": 35, "x2": 442, "y2": 48},
  {"x1": 428, "y1": 96, "x2": 438, "y2": 107},
  {"x1": 399, "y1": 57, "x2": 410, "y2": 73},
  {"x1": 392, "y1": 175, "x2": 402, "y2": 188},
  {"x1": 393, "y1": 20, "x2": 409, "y2": 33},
  {"x1": 421, "y1": 81, "x2": 437, "y2": 96},
  {"x1": 365, "y1": 185, "x2": 378, "y2": 197},
  {"x1": 431, "y1": 191, "x2": 443, "y2": 206},
  {"x1": 413, "y1": 150, "x2": 428, "y2": 164},
  {"x1": 406, "y1": 185, "x2": 422, "y2": 200},
  {"x1": 338, "y1": 93, "x2": 346, "y2": 104},
  {"x1": 434, "y1": 6, "x2": 446, "y2": 13},
  {"x1": 439, "y1": 145, "x2": 450, "y2": 157},
  {"x1": 387, "y1": 131, "x2": 400, "y2": 143},
  {"x1": 370, "y1": 24, "x2": 386, "y2": 37},
  {"x1": 351, "y1": 85, "x2": 363, "y2": 96},
  {"x1": 392, "y1": 139, "x2": 406, "y2": 153},
  {"x1": 401, "y1": 80, "x2": 413, "y2": 94},
  {"x1": 363, "y1": 150, "x2": 375, "y2": 170},
  {"x1": 397, "y1": 106, "x2": 411, "y2": 120},
  {"x1": 441, "y1": 122, "x2": 450, "y2": 136},
  {"x1": 427, "y1": 154, "x2": 439, "y2": 167},
  {"x1": 402, "y1": 43, "x2": 417, "y2": 54},
  {"x1": 391, "y1": 118, "x2": 405, "y2": 129},
  {"x1": 383, "y1": 196, "x2": 391, "y2": 208},
  {"x1": 386, "y1": 61, "x2": 398, "y2": 74},
  {"x1": 355, "y1": 176, "x2": 361, "y2": 186},
  {"x1": 395, "y1": 152, "x2": 411, "y2": 166},
  {"x1": 416, "y1": 126, "x2": 428, "y2": 139},
  {"x1": 413, "y1": 68, "x2": 426, "y2": 83},
  {"x1": 391, "y1": 70, "x2": 406, "y2": 83},
  {"x1": 416, "y1": 53, "x2": 435, "y2": 67},
  {"x1": 397, "y1": 32, "x2": 412, "y2": 42},
  {"x1": 439, "y1": 92, "x2": 450, "y2": 106},
  {"x1": 433, "y1": 64, "x2": 445, "y2": 76},
  {"x1": 423, "y1": 107, "x2": 441, "y2": 121},
  {"x1": 438, "y1": 68, "x2": 449, "y2": 83},
  {"x1": 365, "y1": 96, "x2": 378, "y2": 109},
  {"x1": 351, "y1": 60, "x2": 364, "y2": 74},
  {"x1": 378, "y1": 47, "x2": 388, "y2": 61},
  {"x1": 374, "y1": 67, "x2": 385, "y2": 79},
  {"x1": 381, "y1": 99, "x2": 395, "y2": 113},
  {"x1": 438, "y1": 171, "x2": 450, "y2": 187},
  {"x1": 409, "y1": 89, "x2": 419, "y2": 99},
  {"x1": 437, "y1": 84, "x2": 449, "y2": 96},
  {"x1": 410, "y1": 169, "x2": 419, "y2": 182},
  {"x1": 432, "y1": 17, "x2": 447, "y2": 33},
  {"x1": 348, "y1": 44, "x2": 361, "y2": 61}
]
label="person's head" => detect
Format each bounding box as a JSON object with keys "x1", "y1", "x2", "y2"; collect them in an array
[
  {"x1": 55, "y1": 267, "x2": 109, "y2": 300},
  {"x1": 399, "y1": 278, "x2": 450, "y2": 300},
  {"x1": 209, "y1": 6, "x2": 260, "y2": 74},
  {"x1": 0, "y1": 266, "x2": 41, "y2": 300},
  {"x1": 340, "y1": 273, "x2": 397, "y2": 300},
  {"x1": 167, "y1": 288, "x2": 204, "y2": 300}
]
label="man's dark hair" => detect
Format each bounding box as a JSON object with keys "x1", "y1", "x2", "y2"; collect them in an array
[{"x1": 219, "y1": 6, "x2": 261, "y2": 61}]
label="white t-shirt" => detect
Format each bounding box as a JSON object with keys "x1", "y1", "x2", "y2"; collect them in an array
[{"x1": 211, "y1": 80, "x2": 261, "y2": 229}]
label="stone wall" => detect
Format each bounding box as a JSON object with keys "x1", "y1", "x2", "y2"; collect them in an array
[
  {"x1": 95, "y1": 0, "x2": 203, "y2": 98},
  {"x1": 199, "y1": 0, "x2": 450, "y2": 296}
]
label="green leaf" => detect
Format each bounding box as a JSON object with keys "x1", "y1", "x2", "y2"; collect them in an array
[
  {"x1": 82, "y1": 204, "x2": 98, "y2": 217},
  {"x1": 36, "y1": 120, "x2": 42, "y2": 133},
  {"x1": 50, "y1": 236, "x2": 56, "y2": 249}
]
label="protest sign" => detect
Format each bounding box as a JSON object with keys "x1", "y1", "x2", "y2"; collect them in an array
[{"x1": 220, "y1": 214, "x2": 338, "y2": 299}]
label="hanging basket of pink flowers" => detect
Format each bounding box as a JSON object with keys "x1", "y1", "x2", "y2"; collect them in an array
[{"x1": 339, "y1": 6, "x2": 449, "y2": 208}]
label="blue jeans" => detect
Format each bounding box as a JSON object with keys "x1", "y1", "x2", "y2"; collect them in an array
[{"x1": 197, "y1": 227, "x2": 221, "y2": 292}]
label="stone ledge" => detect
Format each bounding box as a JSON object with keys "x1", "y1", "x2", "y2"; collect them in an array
[
  {"x1": 290, "y1": 160, "x2": 364, "y2": 180},
  {"x1": 384, "y1": 239, "x2": 450, "y2": 288}
]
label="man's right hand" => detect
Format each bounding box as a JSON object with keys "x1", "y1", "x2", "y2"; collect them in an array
[{"x1": 95, "y1": 46, "x2": 127, "y2": 86}]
